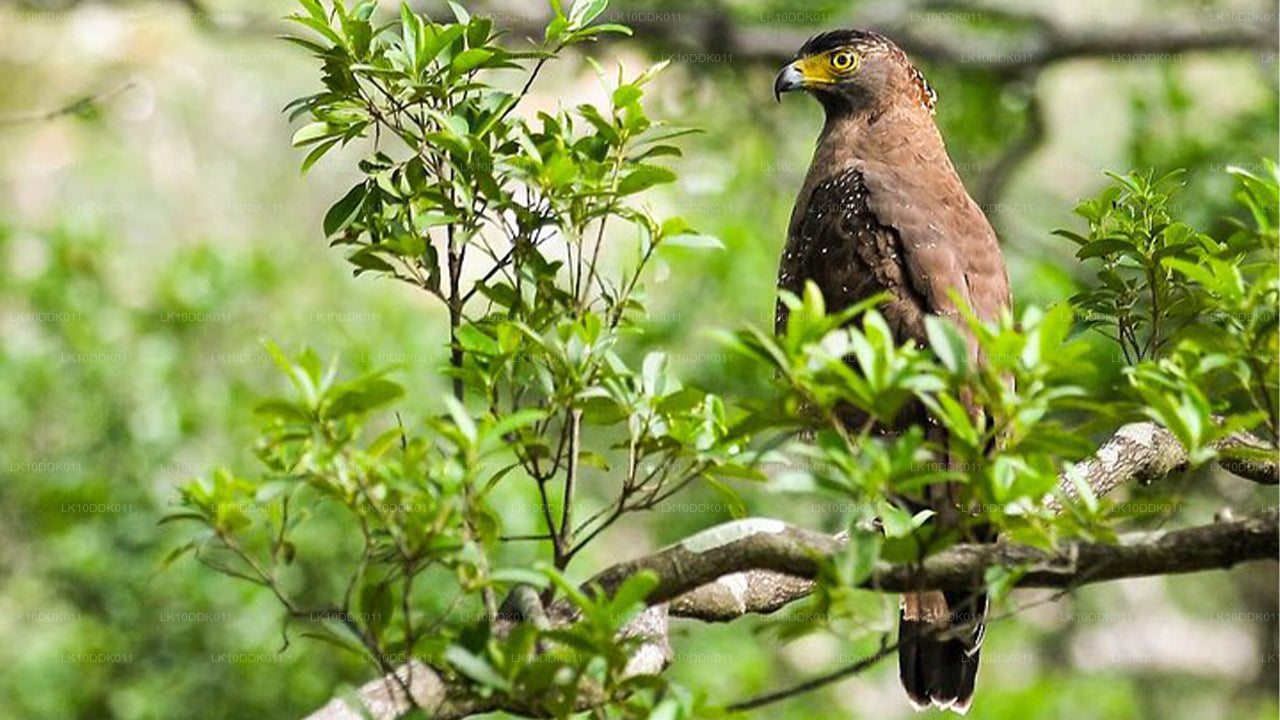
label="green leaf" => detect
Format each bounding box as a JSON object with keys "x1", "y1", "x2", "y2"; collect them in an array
[
  {"x1": 467, "y1": 17, "x2": 494, "y2": 48},
  {"x1": 360, "y1": 581, "x2": 393, "y2": 635},
  {"x1": 446, "y1": 0, "x2": 471, "y2": 24},
  {"x1": 573, "y1": 23, "x2": 632, "y2": 37},
  {"x1": 324, "y1": 183, "x2": 366, "y2": 236},
  {"x1": 648, "y1": 699, "x2": 681, "y2": 720},
  {"x1": 702, "y1": 475, "x2": 747, "y2": 517},
  {"x1": 641, "y1": 351, "x2": 667, "y2": 396},
  {"x1": 423, "y1": 25, "x2": 466, "y2": 67},
  {"x1": 327, "y1": 378, "x2": 404, "y2": 417},
  {"x1": 285, "y1": 14, "x2": 344, "y2": 47},
  {"x1": 1162, "y1": 257, "x2": 1215, "y2": 286},
  {"x1": 578, "y1": 104, "x2": 620, "y2": 145},
  {"x1": 159, "y1": 540, "x2": 198, "y2": 571},
  {"x1": 838, "y1": 531, "x2": 881, "y2": 585},
  {"x1": 617, "y1": 166, "x2": 676, "y2": 195},
  {"x1": 661, "y1": 233, "x2": 723, "y2": 250},
  {"x1": 1051, "y1": 228, "x2": 1091, "y2": 246},
  {"x1": 606, "y1": 570, "x2": 659, "y2": 625},
  {"x1": 491, "y1": 568, "x2": 551, "y2": 588},
  {"x1": 483, "y1": 409, "x2": 547, "y2": 448},
  {"x1": 656, "y1": 387, "x2": 704, "y2": 413},
  {"x1": 445, "y1": 646, "x2": 510, "y2": 691},
  {"x1": 254, "y1": 398, "x2": 310, "y2": 422},
  {"x1": 346, "y1": 247, "x2": 394, "y2": 273},
  {"x1": 443, "y1": 395, "x2": 478, "y2": 443},
  {"x1": 1077, "y1": 238, "x2": 1136, "y2": 259},
  {"x1": 612, "y1": 84, "x2": 642, "y2": 107},
  {"x1": 879, "y1": 503, "x2": 932, "y2": 538},
  {"x1": 297, "y1": 0, "x2": 328, "y2": 23},
  {"x1": 568, "y1": 0, "x2": 609, "y2": 28},
  {"x1": 300, "y1": 138, "x2": 339, "y2": 174},
  {"x1": 400, "y1": 2, "x2": 421, "y2": 71},
  {"x1": 291, "y1": 121, "x2": 334, "y2": 147},
  {"x1": 157, "y1": 512, "x2": 208, "y2": 526},
  {"x1": 924, "y1": 315, "x2": 968, "y2": 375},
  {"x1": 452, "y1": 48, "x2": 494, "y2": 74},
  {"x1": 544, "y1": 16, "x2": 570, "y2": 45},
  {"x1": 279, "y1": 35, "x2": 332, "y2": 55},
  {"x1": 984, "y1": 565, "x2": 1024, "y2": 604}
]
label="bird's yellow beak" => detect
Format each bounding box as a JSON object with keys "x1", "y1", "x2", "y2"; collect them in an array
[
  {"x1": 774, "y1": 62, "x2": 805, "y2": 101},
  {"x1": 774, "y1": 56, "x2": 839, "y2": 101}
]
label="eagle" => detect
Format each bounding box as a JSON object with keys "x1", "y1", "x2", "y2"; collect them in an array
[{"x1": 773, "y1": 30, "x2": 1011, "y2": 714}]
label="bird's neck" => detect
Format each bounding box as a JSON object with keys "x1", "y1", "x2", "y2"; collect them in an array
[{"x1": 811, "y1": 99, "x2": 948, "y2": 178}]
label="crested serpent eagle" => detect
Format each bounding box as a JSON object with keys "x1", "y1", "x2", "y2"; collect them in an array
[{"x1": 773, "y1": 30, "x2": 1011, "y2": 714}]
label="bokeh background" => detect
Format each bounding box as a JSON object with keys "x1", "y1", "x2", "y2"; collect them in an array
[{"x1": 1, "y1": 0, "x2": 1277, "y2": 718}]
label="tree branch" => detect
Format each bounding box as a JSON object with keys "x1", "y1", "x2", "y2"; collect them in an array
[
  {"x1": 1055, "y1": 422, "x2": 1279, "y2": 510},
  {"x1": 300, "y1": 418, "x2": 1278, "y2": 720},
  {"x1": 301, "y1": 606, "x2": 673, "y2": 720},
  {"x1": 583, "y1": 510, "x2": 1276, "y2": 608},
  {"x1": 669, "y1": 421, "x2": 1277, "y2": 620},
  {"x1": 0, "y1": 82, "x2": 138, "y2": 126},
  {"x1": 469, "y1": 8, "x2": 1276, "y2": 71}
]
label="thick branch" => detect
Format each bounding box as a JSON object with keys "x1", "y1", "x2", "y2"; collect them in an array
[
  {"x1": 592, "y1": 510, "x2": 1276, "y2": 601},
  {"x1": 300, "y1": 419, "x2": 1278, "y2": 719},
  {"x1": 671, "y1": 421, "x2": 1277, "y2": 620},
  {"x1": 307, "y1": 508, "x2": 1275, "y2": 718},
  {"x1": 302, "y1": 661, "x2": 486, "y2": 720},
  {"x1": 303, "y1": 606, "x2": 672, "y2": 720},
  {"x1": 1056, "y1": 422, "x2": 1279, "y2": 509}
]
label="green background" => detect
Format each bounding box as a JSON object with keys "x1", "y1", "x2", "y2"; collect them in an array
[{"x1": 0, "y1": 1, "x2": 1276, "y2": 718}]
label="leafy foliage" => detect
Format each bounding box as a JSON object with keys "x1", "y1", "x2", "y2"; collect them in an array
[
  {"x1": 1059, "y1": 164, "x2": 1279, "y2": 451},
  {"x1": 172, "y1": 1, "x2": 733, "y2": 716},
  {"x1": 163, "y1": 1, "x2": 1278, "y2": 717}
]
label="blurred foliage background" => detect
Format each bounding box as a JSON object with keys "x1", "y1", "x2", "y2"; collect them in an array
[{"x1": 0, "y1": 0, "x2": 1276, "y2": 718}]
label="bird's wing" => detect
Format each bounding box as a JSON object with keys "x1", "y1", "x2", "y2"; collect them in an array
[
  {"x1": 776, "y1": 167, "x2": 928, "y2": 339},
  {"x1": 856, "y1": 159, "x2": 1011, "y2": 331},
  {"x1": 777, "y1": 165, "x2": 1010, "y2": 344}
]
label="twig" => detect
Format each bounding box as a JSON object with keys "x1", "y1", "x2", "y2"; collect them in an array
[
  {"x1": 0, "y1": 82, "x2": 138, "y2": 126},
  {"x1": 726, "y1": 637, "x2": 898, "y2": 712}
]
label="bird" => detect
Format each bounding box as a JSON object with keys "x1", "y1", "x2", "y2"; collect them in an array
[{"x1": 772, "y1": 29, "x2": 1011, "y2": 714}]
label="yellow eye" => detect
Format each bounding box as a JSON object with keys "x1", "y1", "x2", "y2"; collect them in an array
[{"x1": 830, "y1": 51, "x2": 858, "y2": 71}]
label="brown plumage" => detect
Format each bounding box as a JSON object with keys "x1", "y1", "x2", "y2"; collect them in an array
[{"x1": 774, "y1": 30, "x2": 1010, "y2": 714}]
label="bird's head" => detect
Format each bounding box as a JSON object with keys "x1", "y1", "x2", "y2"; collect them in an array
[{"x1": 774, "y1": 30, "x2": 936, "y2": 117}]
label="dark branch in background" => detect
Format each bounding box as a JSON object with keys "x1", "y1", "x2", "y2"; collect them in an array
[
  {"x1": 574, "y1": 6, "x2": 1276, "y2": 207},
  {"x1": 27, "y1": 0, "x2": 1274, "y2": 206},
  {"x1": 431, "y1": 1, "x2": 1274, "y2": 206},
  {"x1": 124, "y1": 0, "x2": 1279, "y2": 68},
  {"x1": 301, "y1": 419, "x2": 1279, "y2": 720},
  {"x1": 975, "y1": 88, "x2": 1044, "y2": 208},
  {"x1": 581, "y1": 13, "x2": 1276, "y2": 70},
  {"x1": 0, "y1": 82, "x2": 137, "y2": 126}
]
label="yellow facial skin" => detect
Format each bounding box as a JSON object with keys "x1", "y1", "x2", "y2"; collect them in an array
[{"x1": 793, "y1": 48, "x2": 862, "y2": 87}]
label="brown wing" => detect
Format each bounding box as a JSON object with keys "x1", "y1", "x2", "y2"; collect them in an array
[
  {"x1": 775, "y1": 167, "x2": 928, "y2": 343},
  {"x1": 857, "y1": 157, "x2": 1012, "y2": 348},
  {"x1": 776, "y1": 165, "x2": 1010, "y2": 353}
]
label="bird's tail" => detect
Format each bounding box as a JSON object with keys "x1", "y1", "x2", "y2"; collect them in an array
[{"x1": 898, "y1": 589, "x2": 986, "y2": 714}]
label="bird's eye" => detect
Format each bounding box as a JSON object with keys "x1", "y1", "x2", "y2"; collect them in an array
[{"x1": 830, "y1": 51, "x2": 858, "y2": 71}]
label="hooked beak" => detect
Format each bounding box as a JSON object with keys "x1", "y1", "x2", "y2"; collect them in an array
[{"x1": 773, "y1": 62, "x2": 805, "y2": 101}]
